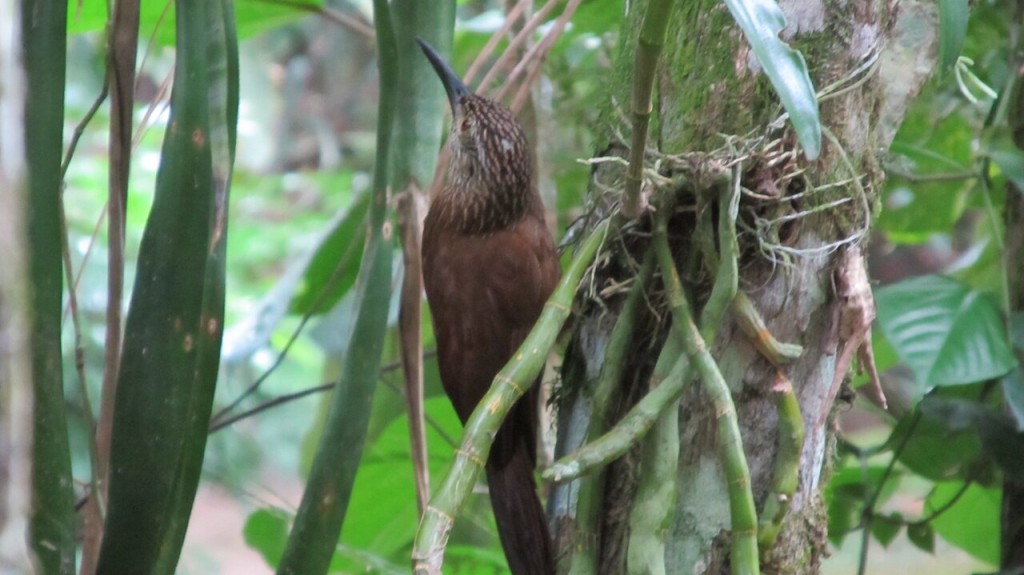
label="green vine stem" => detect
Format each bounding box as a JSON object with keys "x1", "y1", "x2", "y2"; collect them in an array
[
  {"x1": 653, "y1": 210, "x2": 760, "y2": 575},
  {"x1": 545, "y1": 326, "x2": 691, "y2": 483},
  {"x1": 627, "y1": 394, "x2": 680, "y2": 574},
  {"x1": 567, "y1": 248, "x2": 657, "y2": 573},
  {"x1": 732, "y1": 292, "x2": 804, "y2": 365},
  {"x1": 756, "y1": 373, "x2": 804, "y2": 552},
  {"x1": 699, "y1": 168, "x2": 741, "y2": 340},
  {"x1": 412, "y1": 217, "x2": 615, "y2": 574},
  {"x1": 622, "y1": 0, "x2": 676, "y2": 218}
]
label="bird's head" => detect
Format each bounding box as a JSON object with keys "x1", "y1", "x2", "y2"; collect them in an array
[{"x1": 416, "y1": 38, "x2": 531, "y2": 196}]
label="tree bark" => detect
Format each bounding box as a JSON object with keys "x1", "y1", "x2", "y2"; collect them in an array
[{"x1": 550, "y1": 0, "x2": 939, "y2": 572}]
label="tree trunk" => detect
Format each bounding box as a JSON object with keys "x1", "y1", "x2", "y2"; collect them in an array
[{"x1": 550, "y1": 0, "x2": 939, "y2": 572}]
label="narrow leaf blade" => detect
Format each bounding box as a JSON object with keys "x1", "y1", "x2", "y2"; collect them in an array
[{"x1": 721, "y1": 0, "x2": 821, "y2": 159}]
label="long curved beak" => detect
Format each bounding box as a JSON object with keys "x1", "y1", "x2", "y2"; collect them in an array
[{"x1": 416, "y1": 37, "x2": 471, "y2": 115}]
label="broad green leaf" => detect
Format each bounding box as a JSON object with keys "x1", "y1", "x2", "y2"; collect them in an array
[
  {"x1": 875, "y1": 275, "x2": 1016, "y2": 391},
  {"x1": 919, "y1": 397, "x2": 1024, "y2": 483},
  {"x1": 926, "y1": 481, "x2": 1000, "y2": 564},
  {"x1": 1004, "y1": 367, "x2": 1024, "y2": 431},
  {"x1": 289, "y1": 192, "x2": 370, "y2": 315},
  {"x1": 878, "y1": 78, "x2": 978, "y2": 244},
  {"x1": 445, "y1": 546, "x2": 509, "y2": 575},
  {"x1": 990, "y1": 148, "x2": 1024, "y2": 190},
  {"x1": 870, "y1": 513, "x2": 902, "y2": 548},
  {"x1": 339, "y1": 397, "x2": 460, "y2": 560},
  {"x1": 68, "y1": 1, "x2": 324, "y2": 42},
  {"x1": 907, "y1": 522, "x2": 936, "y2": 553},
  {"x1": 826, "y1": 461, "x2": 902, "y2": 546},
  {"x1": 937, "y1": 0, "x2": 969, "y2": 74},
  {"x1": 888, "y1": 407, "x2": 982, "y2": 482},
  {"x1": 244, "y1": 508, "x2": 290, "y2": 568},
  {"x1": 721, "y1": 0, "x2": 820, "y2": 159}
]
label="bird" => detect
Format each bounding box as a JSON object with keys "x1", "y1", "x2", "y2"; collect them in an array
[{"x1": 417, "y1": 38, "x2": 560, "y2": 575}]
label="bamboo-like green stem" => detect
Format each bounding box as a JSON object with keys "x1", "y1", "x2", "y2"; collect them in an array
[
  {"x1": 732, "y1": 292, "x2": 803, "y2": 365},
  {"x1": 545, "y1": 331, "x2": 690, "y2": 483},
  {"x1": 22, "y1": 0, "x2": 75, "y2": 571},
  {"x1": 96, "y1": 1, "x2": 219, "y2": 571},
  {"x1": 275, "y1": 1, "x2": 396, "y2": 573},
  {"x1": 756, "y1": 375, "x2": 804, "y2": 552},
  {"x1": 699, "y1": 170, "x2": 740, "y2": 341},
  {"x1": 567, "y1": 249, "x2": 656, "y2": 573},
  {"x1": 627, "y1": 395, "x2": 679, "y2": 575},
  {"x1": 653, "y1": 211, "x2": 760, "y2": 575},
  {"x1": 413, "y1": 217, "x2": 616, "y2": 574},
  {"x1": 154, "y1": 2, "x2": 238, "y2": 570},
  {"x1": 390, "y1": 0, "x2": 454, "y2": 515},
  {"x1": 547, "y1": 173, "x2": 740, "y2": 483},
  {"x1": 621, "y1": 0, "x2": 676, "y2": 218}
]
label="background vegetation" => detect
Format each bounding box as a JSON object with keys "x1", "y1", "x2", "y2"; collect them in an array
[{"x1": 2, "y1": 0, "x2": 1022, "y2": 573}]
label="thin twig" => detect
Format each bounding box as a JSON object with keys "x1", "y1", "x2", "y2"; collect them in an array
[
  {"x1": 477, "y1": 0, "x2": 559, "y2": 96},
  {"x1": 508, "y1": 0, "x2": 584, "y2": 114},
  {"x1": 209, "y1": 212, "x2": 368, "y2": 426},
  {"x1": 463, "y1": 0, "x2": 529, "y2": 86}
]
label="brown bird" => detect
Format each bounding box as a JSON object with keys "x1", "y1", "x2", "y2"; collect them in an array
[{"x1": 417, "y1": 38, "x2": 560, "y2": 575}]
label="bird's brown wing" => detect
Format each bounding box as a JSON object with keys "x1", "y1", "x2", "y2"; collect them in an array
[
  {"x1": 422, "y1": 210, "x2": 560, "y2": 575},
  {"x1": 422, "y1": 211, "x2": 560, "y2": 421}
]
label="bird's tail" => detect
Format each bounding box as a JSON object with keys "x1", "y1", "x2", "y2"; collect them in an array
[{"x1": 486, "y1": 389, "x2": 555, "y2": 575}]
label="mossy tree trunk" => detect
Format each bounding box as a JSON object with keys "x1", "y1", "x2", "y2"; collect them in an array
[{"x1": 550, "y1": 0, "x2": 938, "y2": 573}]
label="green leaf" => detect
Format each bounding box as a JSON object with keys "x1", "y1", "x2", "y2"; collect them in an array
[
  {"x1": 888, "y1": 405, "x2": 982, "y2": 482},
  {"x1": 870, "y1": 513, "x2": 903, "y2": 548},
  {"x1": 907, "y1": 522, "x2": 936, "y2": 553},
  {"x1": 937, "y1": 0, "x2": 969, "y2": 75},
  {"x1": 879, "y1": 95, "x2": 975, "y2": 244},
  {"x1": 927, "y1": 481, "x2": 1000, "y2": 564},
  {"x1": 243, "y1": 508, "x2": 290, "y2": 568},
  {"x1": 917, "y1": 396, "x2": 1024, "y2": 482},
  {"x1": 288, "y1": 192, "x2": 370, "y2": 315},
  {"x1": 721, "y1": 0, "x2": 821, "y2": 159},
  {"x1": 875, "y1": 275, "x2": 1017, "y2": 391},
  {"x1": 334, "y1": 397, "x2": 461, "y2": 564},
  {"x1": 275, "y1": 1, "x2": 398, "y2": 571},
  {"x1": 991, "y1": 148, "x2": 1024, "y2": 190},
  {"x1": 68, "y1": 0, "x2": 324, "y2": 43},
  {"x1": 1003, "y1": 367, "x2": 1024, "y2": 431},
  {"x1": 825, "y1": 460, "x2": 902, "y2": 546}
]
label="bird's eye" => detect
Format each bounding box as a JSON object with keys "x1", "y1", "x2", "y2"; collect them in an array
[{"x1": 460, "y1": 117, "x2": 472, "y2": 132}]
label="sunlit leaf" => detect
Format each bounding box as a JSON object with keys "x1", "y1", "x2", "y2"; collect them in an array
[{"x1": 68, "y1": 1, "x2": 325, "y2": 42}]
